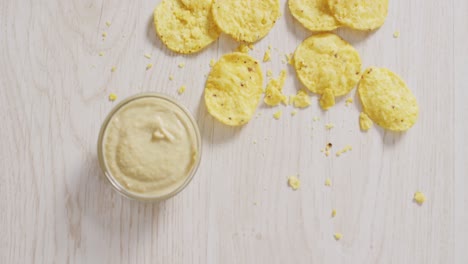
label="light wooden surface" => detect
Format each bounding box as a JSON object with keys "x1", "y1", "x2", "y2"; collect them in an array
[{"x1": 1, "y1": 0, "x2": 466, "y2": 263}]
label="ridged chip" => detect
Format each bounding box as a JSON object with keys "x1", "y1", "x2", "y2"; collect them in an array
[
  {"x1": 181, "y1": 0, "x2": 213, "y2": 10},
  {"x1": 289, "y1": 0, "x2": 340, "y2": 31},
  {"x1": 294, "y1": 33, "x2": 361, "y2": 96},
  {"x1": 154, "y1": 0, "x2": 220, "y2": 54},
  {"x1": 212, "y1": 0, "x2": 281, "y2": 43},
  {"x1": 205, "y1": 52, "x2": 263, "y2": 126},
  {"x1": 358, "y1": 67, "x2": 419, "y2": 131},
  {"x1": 328, "y1": 0, "x2": 389, "y2": 30}
]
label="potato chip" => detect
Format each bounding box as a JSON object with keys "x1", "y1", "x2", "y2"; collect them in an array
[
  {"x1": 212, "y1": 0, "x2": 281, "y2": 43},
  {"x1": 294, "y1": 33, "x2": 361, "y2": 97},
  {"x1": 328, "y1": 0, "x2": 388, "y2": 30},
  {"x1": 154, "y1": 0, "x2": 220, "y2": 54},
  {"x1": 358, "y1": 67, "x2": 419, "y2": 131},
  {"x1": 264, "y1": 70, "x2": 288, "y2": 106},
  {"x1": 288, "y1": 0, "x2": 340, "y2": 31},
  {"x1": 319, "y1": 88, "x2": 335, "y2": 110},
  {"x1": 181, "y1": 0, "x2": 212, "y2": 10},
  {"x1": 205, "y1": 52, "x2": 263, "y2": 126}
]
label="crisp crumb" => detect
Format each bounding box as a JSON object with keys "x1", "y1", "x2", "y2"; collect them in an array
[
  {"x1": 144, "y1": 53, "x2": 152, "y2": 59},
  {"x1": 273, "y1": 110, "x2": 282, "y2": 120},
  {"x1": 210, "y1": 59, "x2": 216, "y2": 67},
  {"x1": 288, "y1": 176, "x2": 300, "y2": 190},
  {"x1": 146, "y1": 63, "x2": 153, "y2": 70},
  {"x1": 111, "y1": 66, "x2": 116, "y2": 72},
  {"x1": 98, "y1": 52, "x2": 105, "y2": 56},
  {"x1": 108, "y1": 93, "x2": 117, "y2": 102},
  {"x1": 331, "y1": 209, "x2": 337, "y2": 218},
  {"x1": 253, "y1": 140, "x2": 257, "y2": 145},
  {"x1": 102, "y1": 32, "x2": 107, "y2": 38},
  {"x1": 169, "y1": 75, "x2": 174, "y2": 81},
  {"x1": 266, "y1": 70, "x2": 273, "y2": 77},
  {"x1": 313, "y1": 116, "x2": 320, "y2": 122},
  {"x1": 325, "y1": 123, "x2": 335, "y2": 130},
  {"x1": 178, "y1": 63, "x2": 185, "y2": 68},
  {"x1": 336, "y1": 145, "x2": 352, "y2": 157},
  {"x1": 321, "y1": 143, "x2": 333, "y2": 157},
  {"x1": 334, "y1": 233, "x2": 343, "y2": 241},
  {"x1": 263, "y1": 48, "x2": 271, "y2": 62},
  {"x1": 178, "y1": 85, "x2": 186, "y2": 95},
  {"x1": 345, "y1": 97, "x2": 354, "y2": 106},
  {"x1": 291, "y1": 110, "x2": 298, "y2": 116},
  {"x1": 393, "y1": 31, "x2": 400, "y2": 38},
  {"x1": 325, "y1": 178, "x2": 332, "y2": 186},
  {"x1": 414, "y1": 191, "x2": 426, "y2": 205},
  {"x1": 105, "y1": 21, "x2": 111, "y2": 27}
]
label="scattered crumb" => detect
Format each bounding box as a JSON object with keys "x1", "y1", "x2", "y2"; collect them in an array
[
  {"x1": 414, "y1": 191, "x2": 426, "y2": 205},
  {"x1": 108, "y1": 93, "x2": 117, "y2": 102},
  {"x1": 178, "y1": 63, "x2": 185, "y2": 68},
  {"x1": 253, "y1": 140, "x2": 257, "y2": 145},
  {"x1": 313, "y1": 116, "x2": 320, "y2": 122},
  {"x1": 209, "y1": 59, "x2": 216, "y2": 67},
  {"x1": 288, "y1": 176, "x2": 300, "y2": 190},
  {"x1": 334, "y1": 233, "x2": 343, "y2": 241},
  {"x1": 102, "y1": 32, "x2": 107, "y2": 38},
  {"x1": 178, "y1": 85, "x2": 186, "y2": 95},
  {"x1": 325, "y1": 123, "x2": 335, "y2": 130},
  {"x1": 266, "y1": 70, "x2": 273, "y2": 77},
  {"x1": 321, "y1": 143, "x2": 333, "y2": 157},
  {"x1": 236, "y1": 43, "x2": 252, "y2": 53},
  {"x1": 345, "y1": 97, "x2": 354, "y2": 106},
  {"x1": 319, "y1": 89, "x2": 336, "y2": 110},
  {"x1": 169, "y1": 75, "x2": 174, "y2": 81},
  {"x1": 268, "y1": 45, "x2": 272, "y2": 49},
  {"x1": 264, "y1": 70, "x2": 288, "y2": 106},
  {"x1": 286, "y1": 53, "x2": 294, "y2": 65},
  {"x1": 331, "y1": 209, "x2": 337, "y2": 218},
  {"x1": 325, "y1": 178, "x2": 332, "y2": 186},
  {"x1": 290, "y1": 90, "x2": 311, "y2": 108},
  {"x1": 359, "y1": 112, "x2": 373, "y2": 131},
  {"x1": 105, "y1": 21, "x2": 111, "y2": 27},
  {"x1": 263, "y1": 48, "x2": 271, "y2": 62},
  {"x1": 144, "y1": 53, "x2": 152, "y2": 59},
  {"x1": 291, "y1": 110, "x2": 298, "y2": 116},
  {"x1": 336, "y1": 145, "x2": 353, "y2": 157},
  {"x1": 393, "y1": 31, "x2": 400, "y2": 38},
  {"x1": 111, "y1": 66, "x2": 116, "y2": 73},
  {"x1": 273, "y1": 110, "x2": 283, "y2": 120},
  {"x1": 146, "y1": 63, "x2": 153, "y2": 70},
  {"x1": 98, "y1": 52, "x2": 105, "y2": 56}
]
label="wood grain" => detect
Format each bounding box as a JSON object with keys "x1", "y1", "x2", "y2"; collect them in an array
[{"x1": 0, "y1": 0, "x2": 466, "y2": 263}]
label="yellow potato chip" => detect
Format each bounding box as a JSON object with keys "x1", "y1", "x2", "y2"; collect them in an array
[
  {"x1": 212, "y1": 0, "x2": 281, "y2": 43},
  {"x1": 358, "y1": 67, "x2": 419, "y2": 131},
  {"x1": 290, "y1": 90, "x2": 311, "y2": 108},
  {"x1": 328, "y1": 0, "x2": 388, "y2": 31},
  {"x1": 154, "y1": 0, "x2": 221, "y2": 54},
  {"x1": 359, "y1": 112, "x2": 373, "y2": 131},
  {"x1": 264, "y1": 70, "x2": 288, "y2": 106},
  {"x1": 181, "y1": 0, "x2": 212, "y2": 10},
  {"x1": 319, "y1": 88, "x2": 335, "y2": 110},
  {"x1": 205, "y1": 52, "x2": 263, "y2": 126},
  {"x1": 294, "y1": 33, "x2": 361, "y2": 96},
  {"x1": 289, "y1": 0, "x2": 340, "y2": 31}
]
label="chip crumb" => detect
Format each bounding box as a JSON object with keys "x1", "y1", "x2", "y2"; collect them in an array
[
  {"x1": 331, "y1": 209, "x2": 337, "y2": 217},
  {"x1": 236, "y1": 43, "x2": 252, "y2": 53},
  {"x1": 169, "y1": 75, "x2": 174, "y2": 81},
  {"x1": 288, "y1": 176, "x2": 300, "y2": 190},
  {"x1": 290, "y1": 90, "x2": 311, "y2": 108},
  {"x1": 98, "y1": 52, "x2": 105, "y2": 56},
  {"x1": 178, "y1": 85, "x2": 186, "y2": 95},
  {"x1": 325, "y1": 123, "x2": 335, "y2": 130},
  {"x1": 414, "y1": 191, "x2": 426, "y2": 205},
  {"x1": 321, "y1": 143, "x2": 333, "y2": 157},
  {"x1": 146, "y1": 63, "x2": 153, "y2": 70},
  {"x1": 178, "y1": 63, "x2": 185, "y2": 68},
  {"x1": 345, "y1": 97, "x2": 354, "y2": 106},
  {"x1": 268, "y1": 45, "x2": 272, "y2": 49},
  {"x1": 273, "y1": 110, "x2": 283, "y2": 120},
  {"x1": 286, "y1": 53, "x2": 294, "y2": 65},
  {"x1": 144, "y1": 53, "x2": 152, "y2": 59},
  {"x1": 253, "y1": 140, "x2": 257, "y2": 145},
  {"x1": 325, "y1": 178, "x2": 332, "y2": 186},
  {"x1": 334, "y1": 233, "x2": 343, "y2": 241},
  {"x1": 359, "y1": 112, "x2": 373, "y2": 131},
  {"x1": 264, "y1": 70, "x2": 288, "y2": 106},
  {"x1": 263, "y1": 48, "x2": 271, "y2": 62},
  {"x1": 393, "y1": 31, "x2": 400, "y2": 38},
  {"x1": 266, "y1": 70, "x2": 273, "y2": 77},
  {"x1": 336, "y1": 145, "x2": 353, "y2": 157},
  {"x1": 111, "y1": 66, "x2": 116, "y2": 72},
  {"x1": 209, "y1": 59, "x2": 216, "y2": 67},
  {"x1": 319, "y1": 88, "x2": 336, "y2": 110},
  {"x1": 313, "y1": 116, "x2": 320, "y2": 122},
  {"x1": 102, "y1": 32, "x2": 107, "y2": 38},
  {"x1": 108, "y1": 93, "x2": 117, "y2": 102},
  {"x1": 291, "y1": 110, "x2": 298, "y2": 116},
  {"x1": 105, "y1": 21, "x2": 111, "y2": 27}
]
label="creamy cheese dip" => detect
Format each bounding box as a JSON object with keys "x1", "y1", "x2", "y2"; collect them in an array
[{"x1": 99, "y1": 94, "x2": 200, "y2": 200}]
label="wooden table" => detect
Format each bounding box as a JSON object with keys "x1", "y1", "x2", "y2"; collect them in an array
[{"x1": 1, "y1": 0, "x2": 467, "y2": 263}]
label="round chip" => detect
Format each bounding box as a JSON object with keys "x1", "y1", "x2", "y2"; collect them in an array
[
  {"x1": 205, "y1": 52, "x2": 263, "y2": 126},
  {"x1": 358, "y1": 67, "x2": 419, "y2": 131},
  {"x1": 212, "y1": 0, "x2": 281, "y2": 43},
  {"x1": 154, "y1": 0, "x2": 221, "y2": 54},
  {"x1": 181, "y1": 0, "x2": 212, "y2": 10},
  {"x1": 294, "y1": 33, "x2": 361, "y2": 96},
  {"x1": 289, "y1": 0, "x2": 340, "y2": 31},
  {"x1": 328, "y1": 0, "x2": 388, "y2": 30}
]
